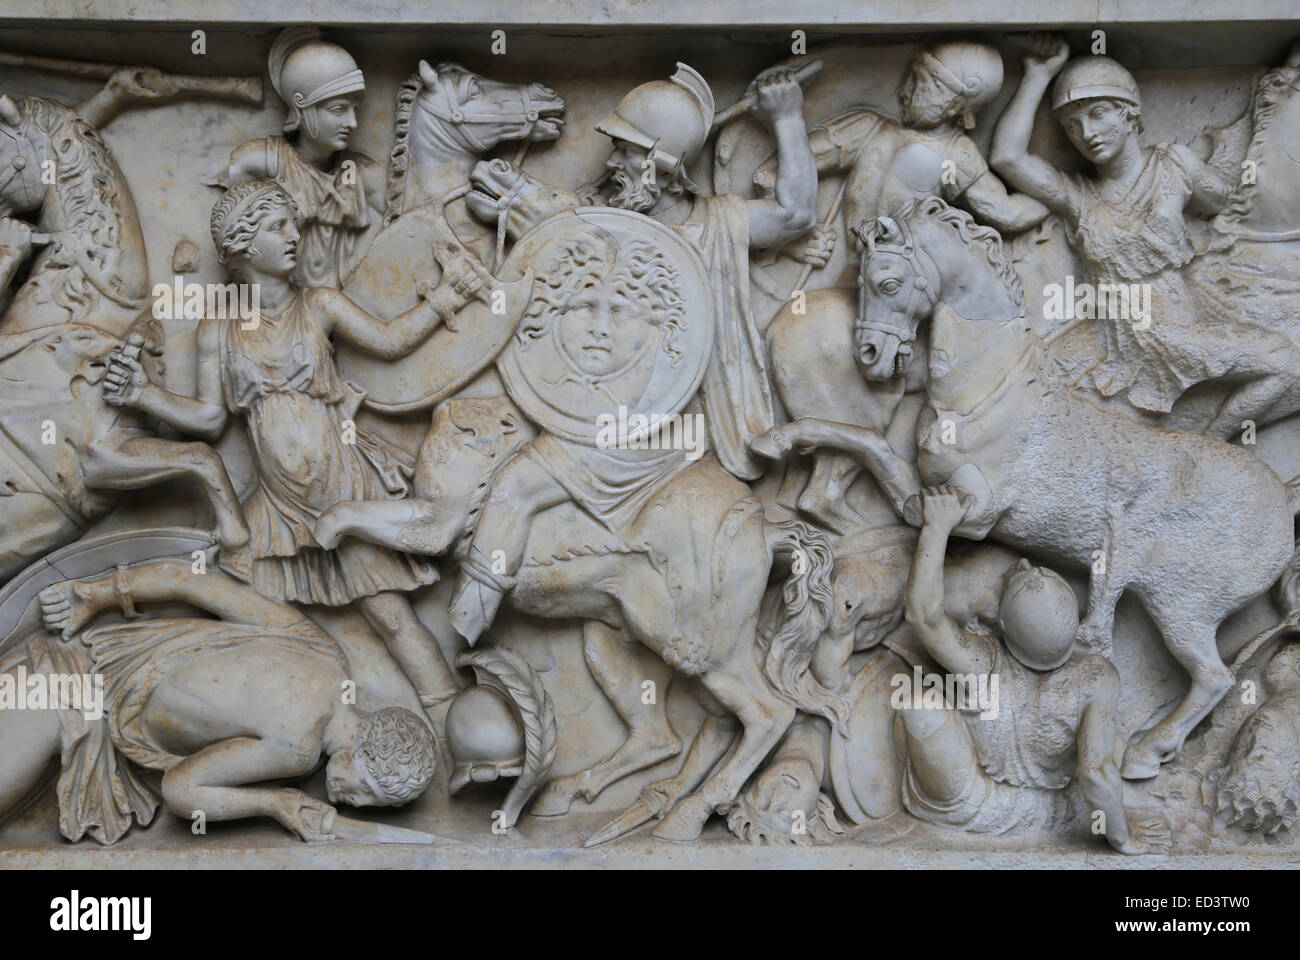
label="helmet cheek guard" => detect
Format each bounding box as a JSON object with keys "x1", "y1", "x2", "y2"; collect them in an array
[{"x1": 594, "y1": 62, "x2": 715, "y2": 191}]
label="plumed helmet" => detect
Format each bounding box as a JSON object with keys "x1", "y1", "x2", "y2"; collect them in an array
[
  {"x1": 1052, "y1": 55, "x2": 1140, "y2": 112},
  {"x1": 268, "y1": 26, "x2": 365, "y2": 135},
  {"x1": 445, "y1": 685, "x2": 526, "y2": 793},
  {"x1": 921, "y1": 41, "x2": 1005, "y2": 116},
  {"x1": 998, "y1": 560, "x2": 1079, "y2": 671},
  {"x1": 595, "y1": 62, "x2": 715, "y2": 177}
]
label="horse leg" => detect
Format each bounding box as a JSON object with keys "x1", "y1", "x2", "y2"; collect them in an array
[
  {"x1": 315, "y1": 500, "x2": 438, "y2": 552},
  {"x1": 533, "y1": 622, "x2": 681, "y2": 817},
  {"x1": 84, "y1": 436, "x2": 248, "y2": 549},
  {"x1": 448, "y1": 454, "x2": 567, "y2": 644},
  {"x1": 1077, "y1": 509, "x2": 1131, "y2": 654},
  {"x1": 586, "y1": 679, "x2": 739, "y2": 847},
  {"x1": 653, "y1": 652, "x2": 796, "y2": 842},
  {"x1": 1120, "y1": 609, "x2": 1234, "y2": 780},
  {"x1": 797, "y1": 451, "x2": 867, "y2": 535},
  {"x1": 0, "y1": 494, "x2": 84, "y2": 581}
]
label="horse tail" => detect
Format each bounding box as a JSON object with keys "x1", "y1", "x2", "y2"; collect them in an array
[
  {"x1": 762, "y1": 519, "x2": 848, "y2": 733},
  {"x1": 384, "y1": 75, "x2": 422, "y2": 225}
]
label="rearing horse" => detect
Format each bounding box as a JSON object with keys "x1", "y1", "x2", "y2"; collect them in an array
[
  {"x1": 337, "y1": 62, "x2": 566, "y2": 413},
  {"x1": 827, "y1": 196, "x2": 1298, "y2": 779}
]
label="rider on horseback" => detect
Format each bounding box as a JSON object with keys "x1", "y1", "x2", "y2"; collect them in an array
[
  {"x1": 753, "y1": 39, "x2": 1050, "y2": 249},
  {"x1": 992, "y1": 36, "x2": 1300, "y2": 439},
  {"x1": 448, "y1": 229, "x2": 698, "y2": 644},
  {"x1": 467, "y1": 62, "x2": 819, "y2": 483}
]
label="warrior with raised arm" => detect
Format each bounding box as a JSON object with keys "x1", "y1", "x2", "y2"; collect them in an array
[
  {"x1": 451, "y1": 63, "x2": 819, "y2": 643},
  {"x1": 991, "y1": 36, "x2": 1300, "y2": 438},
  {"x1": 898, "y1": 486, "x2": 1169, "y2": 854}
]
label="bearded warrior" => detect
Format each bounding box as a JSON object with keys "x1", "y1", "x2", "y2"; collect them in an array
[{"x1": 452, "y1": 63, "x2": 818, "y2": 642}]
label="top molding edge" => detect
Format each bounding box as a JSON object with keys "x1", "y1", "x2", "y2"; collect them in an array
[{"x1": 0, "y1": 0, "x2": 1296, "y2": 28}]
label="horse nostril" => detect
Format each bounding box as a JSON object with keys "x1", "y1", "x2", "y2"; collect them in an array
[{"x1": 860, "y1": 343, "x2": 878, "y2": 363}]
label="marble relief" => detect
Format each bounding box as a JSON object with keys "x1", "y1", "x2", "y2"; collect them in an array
[{"x1": 0, "y1": 19, "x2": 1298, "y2": 865}]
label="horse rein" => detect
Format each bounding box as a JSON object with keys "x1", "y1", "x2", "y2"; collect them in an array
[{"x1": 854, "y1": 214, "x2": 939, "y2": 348}]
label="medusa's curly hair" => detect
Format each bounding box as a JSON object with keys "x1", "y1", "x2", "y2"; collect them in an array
[
  {"x1": 515, "y1": 231, "x2": 688, "y2": 367},
  {"x1": 210, "y1": 179, "x2": 302, "y2": 269},
  {"x1": 355, "y1": 707, "x2": 439, "y2": 805}
]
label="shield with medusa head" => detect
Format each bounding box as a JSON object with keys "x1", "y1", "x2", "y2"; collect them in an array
[{"x1": 496, "y1": 207, "x2": 713, "y2": 444}]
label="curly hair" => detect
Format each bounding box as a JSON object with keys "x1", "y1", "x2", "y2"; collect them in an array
[
  {"x1": 355, "y1": 707, "x2": 439, "y2": 805},
  {"x1": 516, "y1": 231, "x2": 688, "y2": 367},
  {"x1": 210, "y1": 180, "x2": 302, "y2": 270}
]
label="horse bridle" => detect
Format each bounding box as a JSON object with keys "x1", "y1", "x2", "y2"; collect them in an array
[
  {"x1": 853, "y1": 214, "x2": 939, "y2": 349},
  {"x1": 417, "y1": 65, "x2": 545, "y2": 153}
]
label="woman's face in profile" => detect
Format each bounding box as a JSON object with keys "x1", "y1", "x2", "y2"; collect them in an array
[{"x1": 246, "y1": 200, "x2": 301, "y2": 278}]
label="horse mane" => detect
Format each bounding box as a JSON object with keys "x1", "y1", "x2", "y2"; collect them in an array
[
  {"x1": 896, "y1": 195, "x2": 1025, "y2": 314},
  {"x1": 22, "y1": 97, "x2": 125, "y2": 321},
  {"x1": 384, "y1": 74, "x2": 423, "y2": 226},
  {"x1": 1217, "y1": 61, "x2": 1298, "y2": 228},
  {"x1": 384, "y1": 62, "x2": 482, "y2": 226}
]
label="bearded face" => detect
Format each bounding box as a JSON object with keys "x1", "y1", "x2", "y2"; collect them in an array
[
  {"x1": 604, "y1": 152, "x2": 660, "y2": 212},
  {"x1": 598, "y1": 139, "x2": 667, "y2": 212}
]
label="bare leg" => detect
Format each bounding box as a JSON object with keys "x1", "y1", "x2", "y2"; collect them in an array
[
  {"x1": 898, "y1": 704, "x2": 981, "y2": 804},
  {"x1": 533, "y1": 622, "x2": 680, "y2": 816},
  {"x1": 1205, "y1": 369, "x2": 1296, "y2": 441},
  {"x1": 85, "y1": 436, "x2": 248, "y2": 548},
  {"x1": 359, "y1": 591, "x2": 460, "y2": 715}
]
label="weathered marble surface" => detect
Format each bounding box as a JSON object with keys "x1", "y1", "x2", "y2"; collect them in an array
[{"x1": 0, "y1": 4, "x2": 1298, "y2": 868}]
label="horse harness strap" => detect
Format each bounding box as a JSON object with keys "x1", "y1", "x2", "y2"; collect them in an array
[
  {"x1": 421, "y1": 71, "x2": 542, "y2": 153},
  {"x1": 857, "y1": 218, "x2": 940, "y2": 346}
]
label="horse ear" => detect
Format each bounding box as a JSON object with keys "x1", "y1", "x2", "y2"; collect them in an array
[
  {"x1": 418, "y1": 60, "x2": 439, "y2": 89},
  {"x1": 0, "y1": 96, "x2": 20, "y2": 128}
]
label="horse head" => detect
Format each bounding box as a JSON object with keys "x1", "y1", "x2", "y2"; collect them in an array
[
  {"x1": 405, "y1": 61, "x2": 564, "y2": 165},
  {"x1": 414, "y1": 395, "x2": 535, "y2": 557},
  {"x1": 852, "y1": 208, "x2": 940, "y2": 381},
  {"x1": 854, "y1": 196, "x2": 1027, "y2": 383}
]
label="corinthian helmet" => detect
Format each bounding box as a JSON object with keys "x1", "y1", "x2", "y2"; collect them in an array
[{"x1": 267, "y1": 26, "x2": 365, "y2": 139}]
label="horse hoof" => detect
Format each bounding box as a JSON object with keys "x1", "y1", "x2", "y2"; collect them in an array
[
  {"x1": 1121, "y1": 745, "x2": 1164, "y2": 781},
  {"x1": 652, "y1": 798, "x2": 711, "y2": 843},
  {"x1": 529, "y1": 780, "x2": 575, "y2": 818}
]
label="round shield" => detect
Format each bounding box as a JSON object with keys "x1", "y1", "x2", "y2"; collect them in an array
[
  {"x1": 496, "y1": 207, "x2": 713, "y2": 444},
  {"x1": 336, "y1": 203, "x2": 521, "y2": 414}
]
